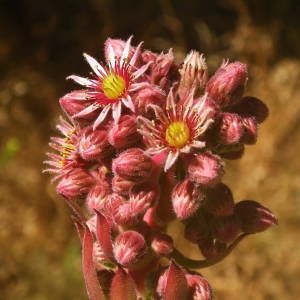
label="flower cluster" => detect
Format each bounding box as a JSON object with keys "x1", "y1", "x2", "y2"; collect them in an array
[{"x1": 45, "y1": 36, "x2": 277, "y2": 300}]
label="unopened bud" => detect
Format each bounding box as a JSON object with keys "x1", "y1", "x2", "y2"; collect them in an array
[
  {"x1": 133, "y1": 84, "x2": 166, "y2": 114},
  {"x1": 112, "y1": 148, "x2": 153, "y2": 183},
  {"x1": 185, "y1": 273, "x2": 213, "y2": 300},
  {"x1": 179, "y1": 51, "x2": 208, "y2": 97},
  {"x1": 172, "y1": 179, "x2": 204, "y2": 219},
  {"x1": 205, "y1": 61, "x2": 248, "y2": 107},
  {"x1": 218, "y1": 113, "x2": 244, "y2": 144},
  {"x1": 235, "y1": 200, "x2": 278, "y2": 233},
  {"x1": 241, "y1": 117, "x2": 258, "y2": 144},
  {"x1": 78, "y1": 126, "x2": 112, "y2": 161},
  {"x1": 198, "y1": 236, "x2": 226, "y2": 259},
  {"x1": 151, "y1": 233, "x2": 174, "y2": 256},
  {"x1": 227, "y1": 96, "x2": 269, "y2": 124},
  {"x1": 113, "y1": 231, "x2": 147, "y2": 267},
  {"x1": 188, "y1": 152, "x2": 224, "y2": 187},
  {"x1": 111, "y1": 175, "x2": 136, "y2": 196},
  {"x1": 212, "y1": 215, "x2": 241, "y2": 243},
  {"x1": 56, "y1": 168, "x2": 94, "y2": 199},
  {"x1": 108, "y1": 115, "x2": 141, "y2": 149},
  {"x1": 203, "y1": 183, "x2": 235, "y2": 216},
  {"x1": 86, "y1": 183, "x2": 110, "y2": 212}
]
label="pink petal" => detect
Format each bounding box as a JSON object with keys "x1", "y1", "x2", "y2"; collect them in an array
[
  {"x1": 122, "y1": 95, "x2": 135, "y2": 112},
  {"x1": 121, "y1": 35, "x2": 133, "y2": 62},
  {"x1": 132, "y1": 61, "x2": 152, "y2": 80},
  {"x1": 164, "y1": 151, "x2": 179, "y2": 172},
  {"x1": 74, "y1": 104, "x2": 99, "y2": 118},
  {"x1": 112, "y1": 101, "x2": 122, "y2": 123},
  {"x1": 83, "y1": 53, "x2": 106, "y2": 77},
  {"x1": 67, "y1": 75, "x2": 95, "y2": 88},
  {"x1": 93, "y1": 105, "x2": 111, "y2": 130},
  {"x1": 129, "y1": 41, "x2": 143, "y2": 66}
]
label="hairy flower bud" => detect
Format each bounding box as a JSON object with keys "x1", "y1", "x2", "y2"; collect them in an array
[
  {"x1": 235, "y1": 200, "x2": 278, "y2": 233},
  {"x1": 151, "y1": 233, "x2": 174, "y2": 256},
  {"x1": 56, "y1": 168, "x2": 94, "y2": 199},
  {"x1": 111, "y1": 175, "x2": 136, "y2": 196},
  {"x1": 212, "y1": 215, "x2": 241, "y2": 243},
  {"x1": 108, "y1": 115, "x2": 141, "y2": 149},
  {"x1": 113, "y1": 231, "x2": 147, "y2": 267},
  {"x1": 78, "y1": 126, "x2": 111, "y2": 161},
  {"x1": 203, "y1": 183, "x2": 235, "y2": 216},
  {"x1": 112, "y1": 148, "x2": 153, "y2": 183},
  {"x1": 172, "y1": 179, "x2": 204, "y2": 219},
  {"x1": 198, "y1": 236, "x2": 226, "y2": 259},
  {"x1": 86, "y1": 183, "x2": 110, "y2": 212},
  {"x1": 205, "y1": 61, "x2": 248, "y2": 107},
  {"x1": 218, "y1": 113, "x2": 244, "y2": 144},
  {"x1": 226, "y1": 96, "x2": 269, "y2": 124},
  {"x1": 188, "y1": 152, "x2": 224, "y2": 187},
  {"x1": 179, "y1": 51, "x2": 208, "y2": 97},
  {"x1": 240, "y1": 117, "x2": 258, "y2": 144},
  {"x1": 186, "y1": 273, "x2": 213, "y2": 300},
  {"x1": 104, "y1": 37, "x2": 136, "y2": 62},
  {"x1": 133, "y1": 84, "x2": 166, "y2": 114}
]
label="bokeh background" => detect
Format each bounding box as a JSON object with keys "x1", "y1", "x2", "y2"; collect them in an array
[{"x1": 1, "y1": 0, "x2": 300, "y2": 299}]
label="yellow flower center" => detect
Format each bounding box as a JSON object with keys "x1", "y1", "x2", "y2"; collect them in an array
[
  {"x1": 165, "y1": 121, "x2": 190, "y2": 148},
  {"x1": 102, "y1": 73, "x2": 126, "y2": 99}
]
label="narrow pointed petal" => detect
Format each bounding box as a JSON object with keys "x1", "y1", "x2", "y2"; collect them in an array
[
  {"x1": 82, "y1": 226, "x2": 105, "y2": 300},
  {"x1": 112, "y1": 101, "x2": 122, "y2": 123},
  {"x1": 121, "y1": 35, "x2": 133, "y2": 62},
  {"x1": 164, "y1": 151, "x2": 179, "y2": 172},
  {"x1": 129, "y1": 41, "x2": 143, "y2": 66},
  {"x1": 110, "y1": 268, "x2": 137, "y2": 300},
  {"x1": 83, "y1": 53, "x2": 106, "y2": 77},
  {"x1": 67, "y1": 75, "x2": 95, "y2": 88},
  {"x1": 122, "y1": 96, "x2": 135, "y2": 112},
  {"x1": 74, "y1": 104, "x2": 99, "y2": 118},
  {"x1": 132, "y1": 62, "x2": 151, "y2": 80},
  {"x1": 107, "y1": 43, "x2": 116, "y2": 67},
  {"x1": 93, "y1": 105, "x2": 111, "y2": 130}
]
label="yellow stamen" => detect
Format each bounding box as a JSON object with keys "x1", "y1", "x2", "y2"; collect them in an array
[
  {"x1": 165, "y1": 121, "x2": 190, "y2": 148},
  {"x1": 102, "y1": 73, "x2": 126, "y2": 99}
]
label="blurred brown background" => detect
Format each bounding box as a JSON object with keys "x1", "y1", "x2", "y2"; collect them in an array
[{"x1": 0, "y1": 0, "x2": 299, "y2": 299}]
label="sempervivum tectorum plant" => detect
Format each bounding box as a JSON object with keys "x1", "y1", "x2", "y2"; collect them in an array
[{"x1": 45, "y1": 36, "x2": 277, "y2": 300}]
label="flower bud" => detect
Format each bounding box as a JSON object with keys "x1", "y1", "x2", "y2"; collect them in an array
[
  {"x1": 184, "y1": 212, "x2": 211, "y2": 243},
  {"x1": 111, "y1": 175, "x2": 136, "y2": 196},
  {"x1": 59, "y1": 90, "x2": 97, "y2": 120},
  {"x1": 78, "y1": 126, "x2": 112, "y2": 161},
  {"x1": 151, "y1": 233, "x2": 174, "y2": 256},
  {"x1": 56, "y1": 168, "x2": 94, "y2": 199},
  {"x1": 235, "y1": 200, "x2": 278, "y2": 233},
  {"x1": 113, "y1": 231, "x2": 147, "y2": 267},
  {"x1": 218, "y1": 113, "x2": 244, "y2": 144},
  {"x1": 178, "y1": 51, "x2": 208, "y2": 97},
  {"x1": 198, "y1": 236, "x2": 226, "y2": 259},
  {"x1": 112, "y1": 148, "x2": 153, "y2": 183},
  {"x1": 227, "y1": 96, "x2": 269, "y2": 124},
  {"x1": 172, "y1": 179, "x2": 204, "y2": 219},
  {"x1": 240, "y1": 117, "x2": 258, "y2": 144},
  {"x1": 212, "y1": 215, "x2": 241, "y2": 243},
  {"x1": 188, "y1": 152, "x2": 224, "y2": 187},
  {"x1": 86, "y1": 183, "x2": 110, "y2": 212},
  {"x1": 205, "y1": 61, "x2": 248, "y2": 107},
  {"x1": 203, "y1": 183, "x2": 235, "y2": 216},
  {"x1": 108, "y1": 115, "x2": 141, "y2": 149},
  {"x1": 185, "y1": 273, "x2": 213, "y2": 300},
  {"x1": 133, "y1": 84, "x2": 166, "y2": 114}
]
